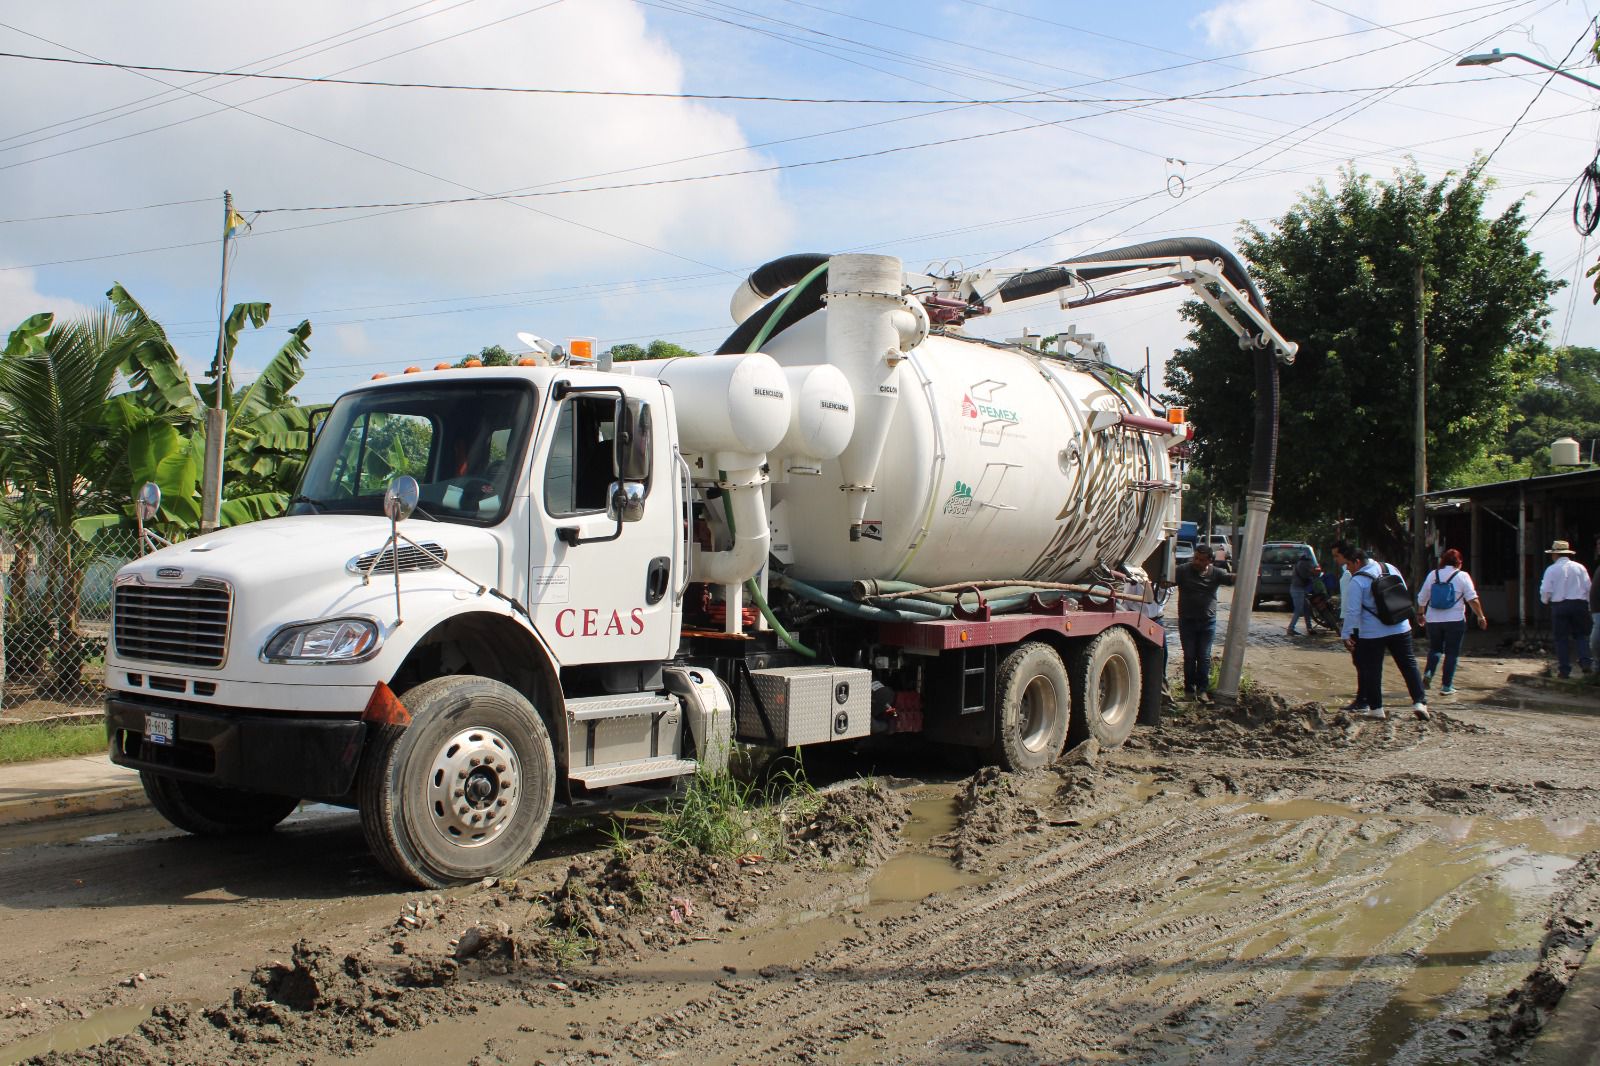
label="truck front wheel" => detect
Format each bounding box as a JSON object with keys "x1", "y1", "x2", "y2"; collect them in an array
[
  {"x1": 358, "y1": 675, "x2": 555, "y2": 888},
  {"x1": 989, "y1": 642, "x2": 1070, "y2": 771},
  {"x1": 141, "y1": 773, "x2": 299, "y2": 836},
  {"x1": 1069, "y1": 627, "x2": 1143, "y2": 750}
]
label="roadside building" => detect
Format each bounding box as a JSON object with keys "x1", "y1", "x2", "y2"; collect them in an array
[{"x1": 1422, "y1": 467, "x2": 1600, "y2": 633}]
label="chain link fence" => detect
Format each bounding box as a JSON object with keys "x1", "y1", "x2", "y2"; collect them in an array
[{"x1": 1, "y1": 526, "x2": 149, "y2": 715}]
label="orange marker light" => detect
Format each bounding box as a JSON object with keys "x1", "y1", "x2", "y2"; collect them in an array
[
  {"x1": 463, "y1": 358, "x2": 483, "y2": 368},
  {"x1": 1166, "y1": 406, "x2": 1186, "y2": 424},
  {"x1": 371, "y1": 372, "x2": 388, "y2": 380},
  {"x1": 568, "y1": 337, "x2": 595, "y2": 361},
  {"x1": 434, "y1": 362, "x2": 452, "y2": 371},
  {"x1": 516, "y1": 356, "x2": 538, "y2": 366},
  {"x1": 403, "y1": 366, "x2": 421, "y2": 374}
]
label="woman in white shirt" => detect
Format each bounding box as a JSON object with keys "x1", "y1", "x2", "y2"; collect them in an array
[{"x1": 1415, "y1": 548, "x2": 1488, "y2": 695}]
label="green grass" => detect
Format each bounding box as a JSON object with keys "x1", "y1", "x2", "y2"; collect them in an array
[
  {"x1": 657, "y1": 754, "x2": 823, "y2": 859},
  {"x1": 0, "y1": 722, "x2": 107, "y2": 765}
]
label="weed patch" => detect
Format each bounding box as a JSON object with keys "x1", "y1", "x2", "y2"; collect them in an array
[{"x1": 0, "y1": 721, "x2": 105, "y2": 765}]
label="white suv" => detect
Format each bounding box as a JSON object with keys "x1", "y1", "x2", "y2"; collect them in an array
[{"x1": 1204, "y1": 535, "x2": 1231, "y2": 569}]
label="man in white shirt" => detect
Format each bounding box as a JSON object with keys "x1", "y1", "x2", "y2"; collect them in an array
[{"x1": 1538, "y1": 540, "x2": 1593, "y2": 679}]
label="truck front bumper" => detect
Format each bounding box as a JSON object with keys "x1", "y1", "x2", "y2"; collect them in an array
[{"x1": 106, "y1": 695, "x2": 367, "y2": 802}]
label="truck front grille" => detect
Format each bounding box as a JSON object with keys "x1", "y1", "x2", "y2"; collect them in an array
[{"x1": 114, "y1": 581, "x2": 232, "y2": 668}]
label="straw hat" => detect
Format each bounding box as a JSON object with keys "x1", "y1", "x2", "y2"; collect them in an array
[{"x1": 1546, "y1": 539, "x2": 1576, "y2": 555}]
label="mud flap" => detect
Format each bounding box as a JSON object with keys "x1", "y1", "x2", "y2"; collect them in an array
[{"x1": 1138, "y1": 635, "x2": 1165, "y2": 727}]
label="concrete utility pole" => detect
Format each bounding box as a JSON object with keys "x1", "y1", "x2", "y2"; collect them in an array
[
  {"x1": 1411, "y1": 258, "x2": 1428, "y2": 581},
  {"x1": 201, "y1": 190, "x2": 235, "y2": 533}
]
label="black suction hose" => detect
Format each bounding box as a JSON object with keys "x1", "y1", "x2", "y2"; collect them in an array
[
  {"x1": 717, "y1": 253, "x2": 832, "y2": 355},
  {"x1": 997, "y1": 236, "x2": 1277, "y2": 497}
]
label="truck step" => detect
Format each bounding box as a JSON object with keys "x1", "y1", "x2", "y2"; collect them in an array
[
  {"x1": 567, "y1": 758, "x2": 697, "y2": 788},
  {"x1": 566, "y1": 693, "x2": 677, "y2": 722}
]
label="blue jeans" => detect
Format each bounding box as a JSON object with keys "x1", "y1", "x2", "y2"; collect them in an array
[
  {"x1": 1592, "y1": 613, "x2": 1600, "y2": 675},
  {"x1": 1550, "y1": 600, "x2": 1593, "y2": 676},
  {"x1": 1424, "y1": 620, "x2": 1466, "y2": 688},
  {"x1": 1288, "y1": 585, "x2": 1311, "y2": 632},
  {"x1": 1178, "y1": 616, "x2": 1216, "y2": 694}
]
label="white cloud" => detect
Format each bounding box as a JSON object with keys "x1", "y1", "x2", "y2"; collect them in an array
[{"x1": 0, "y1": 269, "x2": 95, "y2": 334}]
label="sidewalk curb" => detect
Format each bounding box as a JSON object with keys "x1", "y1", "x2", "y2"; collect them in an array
[
  {"x1": 0, "y1": 784, "x2": 148, "y2": 828},
  {"x1": 1525, "y1": 941, "x2": 1600, "y2": 1066}
]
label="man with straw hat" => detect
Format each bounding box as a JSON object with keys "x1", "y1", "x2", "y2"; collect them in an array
[{"x1": 1539, "y1": 539, "x2": 1593, "y2": 679}]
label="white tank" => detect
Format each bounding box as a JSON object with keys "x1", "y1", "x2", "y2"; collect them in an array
[
  {"x1": 1551, "y1": 436, "x2": 1582, "y2": 467},
  {"x1": 616, "y1": 353, "x2": 791, "y2": 458},
  {"x1": 761, "y1": 317, "x2": 1175, "y2": 585}
]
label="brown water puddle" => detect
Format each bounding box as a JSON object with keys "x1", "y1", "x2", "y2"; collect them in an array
[
  {"x1": 0, "y1": 1003, "x2": 162, "y2": 1066},
  {"x1": 868, "y1": 793, "x2": 983, "y2": 903}
]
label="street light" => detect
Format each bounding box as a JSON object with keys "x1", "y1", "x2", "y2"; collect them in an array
[{"x1": 1457, "y1": 48, "x2": 1600, "y2": 91}]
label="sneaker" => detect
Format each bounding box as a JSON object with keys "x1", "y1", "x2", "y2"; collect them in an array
[
  {"x1": 1197, "y1": 692, "x2": 1214, "y2": 706},
  {"x1": 1422, "y1": 671, "x2": 1434, "y2": 689},
  {"x1": 1359, "y1": 707, "x2": 1389, "y2": 721},
  {"x1": 1286, "y1": 628, "x2": 1299, "y2": 636},
  {"x1": 1183, "y1": 688, "x2": 1196, "y2": 701},
  {"x1": 1440, "y1": 686, "x2": 1455, "y2": 696},
  {"x1": 1412, "y1": 702, "x2": 1430, "y2": 721},
  {"x1": 1340, "y1": 700, "x2": 1368, "y2": 712}
]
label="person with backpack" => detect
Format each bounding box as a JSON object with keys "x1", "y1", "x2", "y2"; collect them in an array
[
  {"x1": 1415, "y1": 548, "x2": 1487, "y2": 695},
  {"x1": 1339, "y1": 544, "x2": 1428, "y2": 721}
]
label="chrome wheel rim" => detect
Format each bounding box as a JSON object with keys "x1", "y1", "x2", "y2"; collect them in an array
[
  {"x1": 1019, "y1": 674, "x2": 1061, "y2": 753},
  {"x1": 1097, "y1": 655, "x2": 1135, "y2": 732},
  {"x1": 425, "y1": 726, "x2": 519, "y2": 849}
]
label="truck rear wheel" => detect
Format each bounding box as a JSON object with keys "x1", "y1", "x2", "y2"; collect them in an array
[
  {"x1": 989, "y1": 642, "x2": 1069, "y2": 771},
  {"x1": 1069, "y1": 627, "x2": 1143, "y2": 750},
  {"x1": 358, "y1": 675, "x2": 555, "y2": 888},
  {"x1": 141, "y1": 772, "x2": 299, "y2": 836}
]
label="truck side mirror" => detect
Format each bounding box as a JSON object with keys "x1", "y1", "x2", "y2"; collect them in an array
[
  {"x1": 614, "y1": 398, "x2": 652, "y2": 484},
  {"x1": 384, "y1": 475, "x2": 419, "y2": 522},
  {"x1": 135, "y1": 482, "x2": 162, "y2": 523},
  {"x1": 609, "y1": 481, "x2": 647, "y2": 524}
]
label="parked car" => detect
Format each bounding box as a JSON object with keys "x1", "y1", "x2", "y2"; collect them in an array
[
  {"x1": 1175, "y1": 539, "x2": 1195, "y2": 567},
  {"x1": 1255, "y1": 542, "x2": 1318, "y2": 608},
  {"x1": 1203, "y1": 534, "x2": 1231, "y2": 569}
]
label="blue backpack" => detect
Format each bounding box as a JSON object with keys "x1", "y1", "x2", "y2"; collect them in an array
[{"x1": 1428, "y1": 568, "x2": 1459, "y2": 610}]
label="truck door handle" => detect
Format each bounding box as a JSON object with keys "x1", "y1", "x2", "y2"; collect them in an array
[{"x1": 646, "y1": 557, "x2": 670, "y2": 605}]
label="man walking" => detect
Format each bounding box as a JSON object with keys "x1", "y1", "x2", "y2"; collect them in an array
[
  {"x1": 1340, "y1": 545, "x2": 1429, "y2": 721},
  {"x1": 1172, "y1": 543, "x2": 1234, "y2": 704},
  {"x1": 1539, "y1": 540, "x2": 1593, "y2": 679},
  {"x1": 1287, "y1": 549, "x2": 1317, "y2": 636}
]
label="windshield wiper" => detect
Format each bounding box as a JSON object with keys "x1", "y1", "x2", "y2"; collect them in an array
[{"x1": 290, "y1": 494, "x2": 326, "y2": 513}]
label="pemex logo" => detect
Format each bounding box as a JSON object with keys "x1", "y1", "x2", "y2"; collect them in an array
[
  {"x1": 960, "y1": 394, "x2": 978, "y2": 418},
  {"x1": 942, "y1": 480, "x2": 974, "y2": 516}
]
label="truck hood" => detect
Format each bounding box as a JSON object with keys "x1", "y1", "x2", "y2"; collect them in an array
[{"x1": 119, "y1": 514, "x2": 503, "y2": 590}]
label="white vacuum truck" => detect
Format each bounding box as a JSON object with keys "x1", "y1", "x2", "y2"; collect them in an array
[{"x1": 104, "y1": 241, "x2": 1296, "y2": 886}]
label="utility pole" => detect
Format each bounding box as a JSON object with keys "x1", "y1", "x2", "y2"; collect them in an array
[
  {"x1": 1410, "y1": 258, "x2": 1427, "y2": 582},
  {"x1": 201, "y1": 190, "x2": 235, "y2": 533}
]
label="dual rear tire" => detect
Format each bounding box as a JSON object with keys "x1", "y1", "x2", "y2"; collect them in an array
[{"x1": 988, "y1": 627, "x2": 1143, "y2": 770}]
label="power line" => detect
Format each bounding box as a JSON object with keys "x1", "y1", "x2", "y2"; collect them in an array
[{"x1": 0, "y1": 47, "x2": 1562, "y2": 104}]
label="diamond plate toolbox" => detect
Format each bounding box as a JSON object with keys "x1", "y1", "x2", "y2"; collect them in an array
[{"x1": 736, "y1": 666, "x2": 871, "y2": 746}]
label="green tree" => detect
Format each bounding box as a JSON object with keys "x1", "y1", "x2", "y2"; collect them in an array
[
  {"x1": 1165, "y1": 164, "x2": 1558, "y2": 554},
  {"x1": 605, "y1": 339, "x2": 698, "y2": 362},
  {"x1": 106, "y1": 284, "x2": 314, "y2": 530},
  {"x1": 456, "y1": 344, "x2": 513, "y2": 368},
  {"x1": 0, "y1": 309, "x2": 140, "y2": 687},
  {"x1": 1499, "y1": 344, "x2": 1600, "y2": 475}
]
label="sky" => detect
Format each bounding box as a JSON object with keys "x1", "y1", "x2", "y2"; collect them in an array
[{"x1": 2, "y1": 0, "x2": 1599, "y2": 403}]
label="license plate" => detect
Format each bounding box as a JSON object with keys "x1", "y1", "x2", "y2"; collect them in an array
[{"x1": 146, "y1": 711, "x2": 175, "y2": 746}]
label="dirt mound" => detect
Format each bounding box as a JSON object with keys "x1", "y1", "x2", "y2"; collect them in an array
[
  {"x1": 34, "y1": 940, "x2": 477, "y2": 1065},
  {"x1": 1486, "y1": 850, "x2": 1600, "y2": 1054},
  {"x1": 1146, "y1": 685, "x2": 1483, "y2": 759},
  {"x1": 787, "y1": 782, "x2": 908, "y2": 867}
]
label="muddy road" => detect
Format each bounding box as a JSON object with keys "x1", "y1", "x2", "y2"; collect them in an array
[{"x1": 3, "y1": 591, "x2": 1599, "y2": 1065}]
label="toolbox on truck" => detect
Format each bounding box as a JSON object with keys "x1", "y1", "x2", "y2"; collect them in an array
[{"x1": 736, "y1": 666, "x2": 871, "y2": 746}]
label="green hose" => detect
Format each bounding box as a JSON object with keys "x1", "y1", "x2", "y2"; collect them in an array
[
  {"x1": 746, "y1": 261, "x2": 829, "y2": 354},
  {"x1": 716, "y1": 468, "x2": 816, "y2": 658}
]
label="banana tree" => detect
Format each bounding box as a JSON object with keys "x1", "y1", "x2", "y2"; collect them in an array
[{"x1": 105, "y1": 284, "x2": 314, "y2": 530}]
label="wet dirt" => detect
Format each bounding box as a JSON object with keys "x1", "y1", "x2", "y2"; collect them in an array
[{"x1": 4, "y1": 590, "x2": 1599, "y2": 1064}]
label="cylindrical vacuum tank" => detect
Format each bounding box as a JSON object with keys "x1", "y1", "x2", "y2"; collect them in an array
[
  {"x1": 615, "y1": 353, "x2": 791, "y2": 456},
  {"x1": 761, "y1": 326, "x2": 1173, "y2": 585}
]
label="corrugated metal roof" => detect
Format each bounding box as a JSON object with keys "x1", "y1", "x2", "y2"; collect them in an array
[{"x1": 1421, "y1": 465, "x2": 1600, "y2": 499}]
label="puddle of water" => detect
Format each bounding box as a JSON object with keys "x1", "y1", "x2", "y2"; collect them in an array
[
  {"x1": 0, "y1": 1003, "x2": 154, "y2": 1066},
  {"x1": 900, "y1": 796, "x2": 959, "y2": 845},
  {"x1": 869, "y1": 853, "x2": 982, "y2": 903}
]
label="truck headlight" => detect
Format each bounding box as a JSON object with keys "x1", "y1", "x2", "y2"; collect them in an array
[{"x1": 261, "y1": 618, "x2": 382, "y2": 663}]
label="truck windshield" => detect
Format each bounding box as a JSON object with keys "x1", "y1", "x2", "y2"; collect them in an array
[{"x1": 295, "y1": 379, "x2": 536, "y2": 525}]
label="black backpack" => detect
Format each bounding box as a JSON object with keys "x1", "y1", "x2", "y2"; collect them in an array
[{"x1": 1363, "y1": 564, "x2": 1415, "y2": 626}]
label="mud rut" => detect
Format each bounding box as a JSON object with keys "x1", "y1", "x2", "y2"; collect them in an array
[{"x1": 4, "y1": 624, "x2": 1600, "y2": 1065}]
